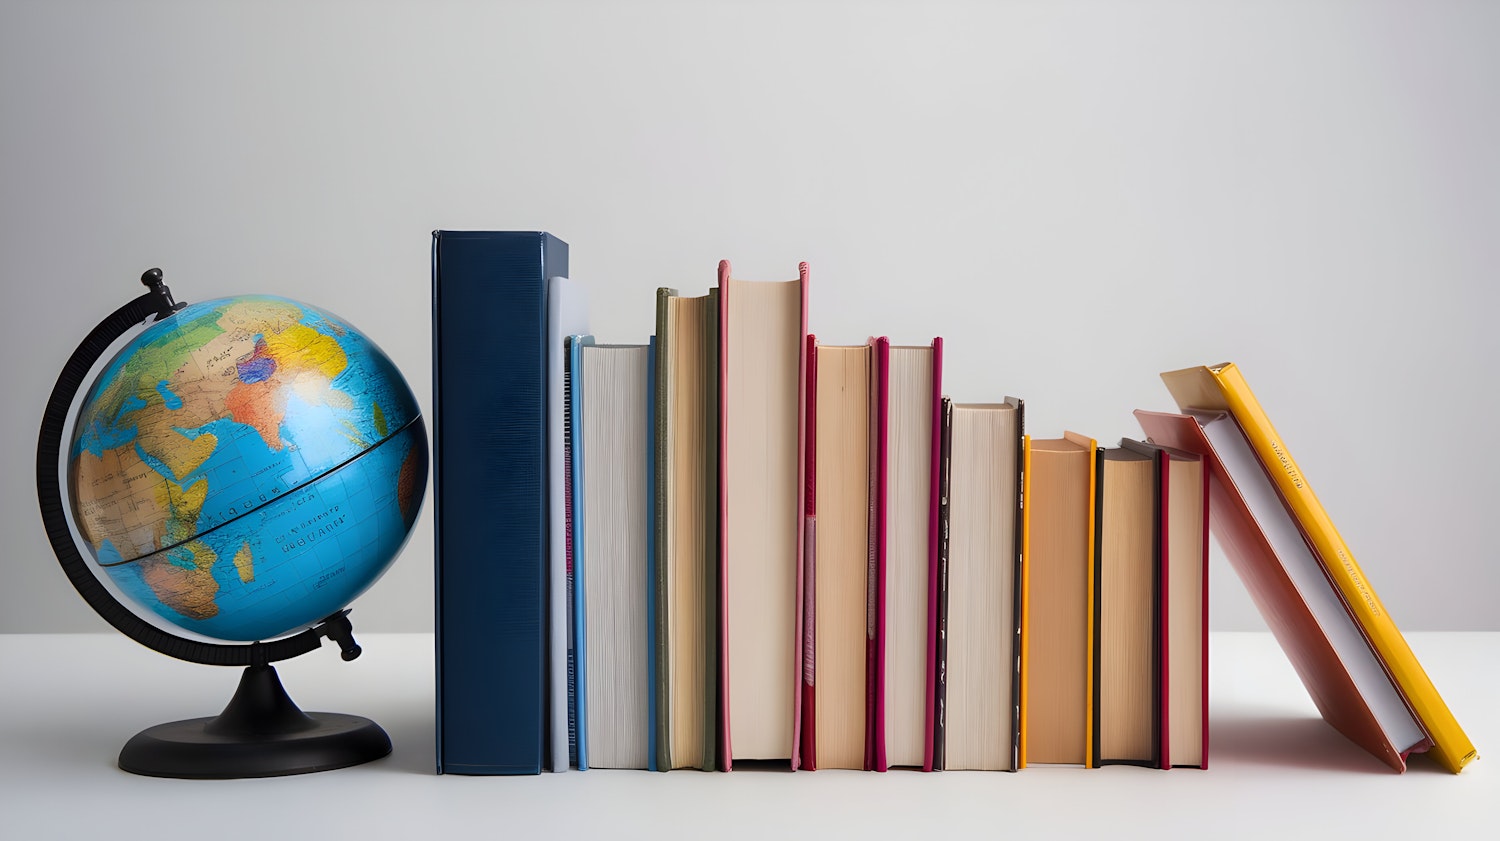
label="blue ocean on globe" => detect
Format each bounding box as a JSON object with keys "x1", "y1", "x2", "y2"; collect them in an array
[{"x1": 68, "y1": 295, "x2": 426, "y2": 642}]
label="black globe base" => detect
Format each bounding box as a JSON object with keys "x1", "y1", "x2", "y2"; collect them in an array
[{"x1": 117, "y1": 663, "x2": 391, "y2": 779}]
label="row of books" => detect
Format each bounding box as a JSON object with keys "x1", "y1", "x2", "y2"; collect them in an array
[
  {"x1": 569, "y1": 328, "x2": 1205, "y2": 772},
  {"x1": 431, "y1": 231, "x2": 1476, "y2": 776}
]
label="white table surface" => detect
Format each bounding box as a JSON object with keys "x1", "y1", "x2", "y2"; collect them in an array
[{"x1": 2, "y1": 632, "x2": 1494, "y2": 839}]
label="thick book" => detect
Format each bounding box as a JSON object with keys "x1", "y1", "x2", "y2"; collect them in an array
[
  {"x1": 1134, "y1": 409, "x2": 1431, "y2": 772},
  {"x1": 547, "y1": 277, "x2": 589, "y2": 772},
  {"x1": 1090, "y1": 442, "x2": 1161, "y2": 769},
  {"x1": 802, "y1": 339, "x2": 872, "y2": 771},
  {"x1": 654, "y1": 287, "x2": 720, "y2": 772},
  {"x1": 939, "y1": 401, "x2": 1024, "y2": 771},
  {"x1": 1020, "y1": 431, "x2": 1096, "y2": 768},
  {"x1": 1158, "y1": 362, "x2": 1477, "y2": 773},
  {"x1": 578, "y1": 343, "x2": 654, "y2": 770},
  {"x1": 719, "y1": 261, "x2": 809, "y2": 769},
  {"x1": 869, "y1": 338, "x2": 944, "y2": 772},
  {"x1": 433, "y1": 230, "x2": 566, "y2": 775}
]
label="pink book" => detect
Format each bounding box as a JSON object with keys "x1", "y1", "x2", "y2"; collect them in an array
[
  {"x1": 867, "y1": 337, "x2": 943, "y2": 772},
  {"x1": 801, "y1": 333, "x2": 820, "y2": 771}
]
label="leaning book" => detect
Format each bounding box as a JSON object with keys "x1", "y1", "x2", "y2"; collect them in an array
[{"x1": 1159, "y1": 363, "x2": 1475, "y2": 773}]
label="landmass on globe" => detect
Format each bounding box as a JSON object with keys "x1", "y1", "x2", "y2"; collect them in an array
[{"x1": 68, "y1": 295, "x2": 426, "y2": 641}]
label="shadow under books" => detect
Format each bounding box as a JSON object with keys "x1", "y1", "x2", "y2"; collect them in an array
[{"x1": 1212, "y1": 708, "x2": 1439, "y2": 774}]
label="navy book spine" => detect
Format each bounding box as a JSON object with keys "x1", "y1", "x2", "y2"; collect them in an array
[{"x1": 433, "y1": 230, "x2": 568, "y2": 775}]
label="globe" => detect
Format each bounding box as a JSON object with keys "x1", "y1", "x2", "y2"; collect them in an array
[{"x1": 67, "y1": 293, "x2": 426, "y2": 643}]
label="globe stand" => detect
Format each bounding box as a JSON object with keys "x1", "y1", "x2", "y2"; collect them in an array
[
  {"x1": 114, "y1": 612, "x2": 391, "y2": 779},
  {"x1": 119, "y1": 662, "x2": 391, "y2": 779},
  {"x1": 35, "y1": 270, "x2": 403, "y2": 780}
]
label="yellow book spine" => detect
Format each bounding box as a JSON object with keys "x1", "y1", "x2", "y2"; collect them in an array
[
  {"x1": 1018, "y1": 435, "x2": 1032, "y2": 769},
  {"x1": 1080, "y1": 437, "x2": 1097, "y2": 770},
  {"x1": 1211, "y1": 363, "x2": 1477, "y2": 774}
]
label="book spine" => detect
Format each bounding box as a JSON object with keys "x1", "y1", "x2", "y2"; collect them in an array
[
  {"x1": 1212, "y1": 364, "x2": 1476, "y2": 774},
  {"x1": 703, "y1": 290, "x2": 722, "y2": 773},
  {"x1": 564, "y1": 339, "x2": 579, "y2": 769},
  {"x1": 1005, "y1": 396, "x2": 1025, "y2": 772},
  {"x1": 868, "y1": 337, "x2": 890, "y2": 772},
  {"x1": 433, "y1": 231, "x2": 562, "y2": 775},
  {"x1": 791, "y1": 262, "x2": 811, "y2": 772},
  {"x1": 1197, "y1": 460, "x2": 1210, "y2": 770},
  {"x1": 801, "y1": 333, "x2": 819, "y2": 771},
  {"x1": 1073, "y1": 432, "x2": 1100, "y2": 770},
  {"x1": 1089, "y1": 448, "x2": 1105, "y2": 769},
  {"x1": 931, "y1": 397, "x2": 954, "y2": 771},
  {"x1": 652, "y1": 290, "x2": 673, "y2": 772},
  {"x1": 1155, "y1": 450, "x2": 1169, "y2": 770},
  {"x1": 646, "y1": 335, "x2": 661, "y2": 773},
  {"x1": 922, "y1": 339, "x2": 944, "y2": 772},
  {"x1": 571, "y1": 336, "x2": 591, "y2": 771},
  {"x1": 1017, "y1": 434, "x2": 1032, "y2": 769},
  {"x1": 715, "y1": 261, "x2": 732, "y2": 771}
]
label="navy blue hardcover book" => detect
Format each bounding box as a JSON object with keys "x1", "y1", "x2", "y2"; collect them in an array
[{"x1": 433, "y1": 230, "x2": 568, "y2": 775}]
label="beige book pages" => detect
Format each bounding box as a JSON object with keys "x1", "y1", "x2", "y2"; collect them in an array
[
  {"x1": 724, "y1": 278, "x2": 801, "y2": 759},
  {"x1": 1025, "y1": 436, "x2": 1091, "y2": 765},
  {"x1": 1166, "y1": 457, "x2": 1205, "y2": 767},
  {"x1": 884, "y1": 347, "x2": 933, "y2": 767},
  {"x1": 945, "y1": 403, "x2": 1017, "y2": 771},
  {"x1": 666, "y1": 296, "x2": 708, "y2": 768},
  {"x1": 813, "y1": 345, "x2": 870, "y2": 769},
  {"x1": 1097, "y1": 452, "x2": 1156, "y2": 762},
  {"x1": 581, "y1": 345, "x2": 651, "y2": 769}
]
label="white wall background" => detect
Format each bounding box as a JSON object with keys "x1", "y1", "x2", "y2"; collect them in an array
[{"x1": 3, "y1": 0, "x2": 1496, "y2": 635}]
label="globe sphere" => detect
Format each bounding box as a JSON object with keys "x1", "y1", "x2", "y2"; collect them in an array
[{"x1": 68, "y1": 294, "x2": 426, "y2": 642}]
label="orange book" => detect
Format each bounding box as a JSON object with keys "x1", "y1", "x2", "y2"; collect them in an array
[{"x1": 1019, "y1": 431, "x2": 1096, "y2": 768}]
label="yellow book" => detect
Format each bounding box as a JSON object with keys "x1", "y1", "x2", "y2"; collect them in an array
[{"x1": 1162, "y1": 362, "x2": 1477, "y2": 774}]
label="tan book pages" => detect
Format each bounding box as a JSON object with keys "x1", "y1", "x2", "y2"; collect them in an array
[
  {"x1": 1166, "y1": 457, "x2": 1205, "y2": 767},
  {"x1": 723, "y1": 278, "x2": 802, "y2": 760},
  {"x1": 1097, "y1": 451, "x2": 1156, "y2": 762},
  {"x1": 1025, "y1": 435, "x2": 1092, "y2": 765},
  {"x1": 812, "y1": 345, "x2": 870, "y2": 769},
  {"x1": 666, "y1": 295, "x2": 709, "y2": 768}
]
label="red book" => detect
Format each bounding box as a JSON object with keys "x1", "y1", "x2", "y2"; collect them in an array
[
  {"x1": 867, "y1": 337, "x2": 887, "y2": 772},
  {"x1": 803, "y1": 337, "x2": 873, "y2": 770},
  {"x1": 801, "y1": 333, "x2": 819, "y2": 771},
  {"x1": 868, "y1": 338, "x2": 944, "y2": 772}
]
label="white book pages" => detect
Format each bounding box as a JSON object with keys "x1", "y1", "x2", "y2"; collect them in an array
[
  {"x1": 944, "y1": 404, "x2": 1017, "y2": 771},
  {"x1": 884, "y1": 347, "x2": 933, "y2": 767},
  {"x1": 1199, "y1": 415, "x2": 1424, "y2": 753},
  {"x1": 581, "y1": 344, "x2": 651, "y2": 769}
]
